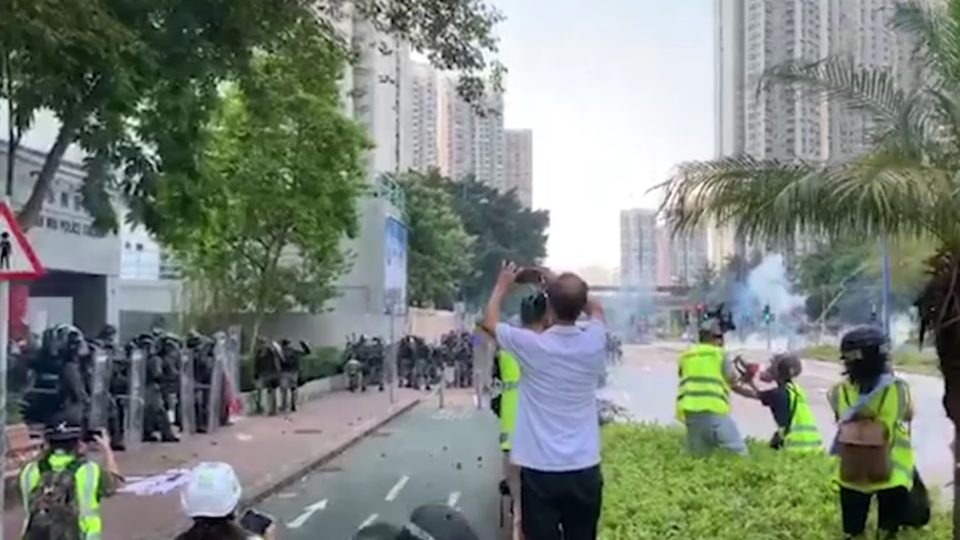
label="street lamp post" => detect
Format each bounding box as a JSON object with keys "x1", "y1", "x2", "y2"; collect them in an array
[{"x1": 880, "y1": 238, "x2": 892, "y2": 337}]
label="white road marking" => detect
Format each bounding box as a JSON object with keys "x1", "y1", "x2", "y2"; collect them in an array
[
  {"x1": 359, "y1": 513, "x2": 379, "y2": 529},
  {"x1": 385, "y1": 475, "x2": 409, "y2": 501},
  {"x1": 286, "y1": 499, "x2": 328, "y2": 529},
  {"x1": 447, "y1": 491, "x2": 461, "y2": 507}
]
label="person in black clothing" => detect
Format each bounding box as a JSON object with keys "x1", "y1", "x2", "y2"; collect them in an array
[
  {"x1": 279, "y1": 339, "x2": 308, "y2": 413},
  {"x1": 253, "y1": 338, "x2": 282, "y2": 415},
  {"x1": 739, "y1": 353, "x2": 803, "y2": 449}
]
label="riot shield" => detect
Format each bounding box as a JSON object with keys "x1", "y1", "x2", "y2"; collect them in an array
[
  {"x1": 223, "y1": 328, "x2": 240, "y2": 420},
  {"x1": 226, "y1": 326, "x2": 242, "y2": 398},
  {"x1": 123, "y1": 348, "x2": 147, "y2": 451},
  {"x1": 179, "y1": 348, "x2": 196, "y2": 435},
  {"x1": 206, "y1": 333, "x2": 226, "y2": 433},
  {"x1": 86, "y1": 348, "x2": 110, "y2": 436}
]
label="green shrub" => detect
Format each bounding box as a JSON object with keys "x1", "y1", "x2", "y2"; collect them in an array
[
  {"x1": 238, "y1": 346, "x2": 342, "y2": 392},
  {"x1": 600, "y1": 424, "x2": 949, "y2": 540}
]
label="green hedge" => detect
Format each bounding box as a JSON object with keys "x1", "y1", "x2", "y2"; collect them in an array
[
  {"x1": 600, "y1": 424, "x2": 949, "y2": 540},
  {"x1": 238, "y1": 346, "x2": 342, "y2": 392}
]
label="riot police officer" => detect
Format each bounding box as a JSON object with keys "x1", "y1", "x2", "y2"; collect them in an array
[
  {"x1": 98, "y1": 325, "x2": 127, "y2": 451},
  {"x1": 254, "y1": 337, "x2": 282, "y2": 415},
  {"x1": 143, "y1": 333, "x2": 179, "y2": 442},
  {"x1": 279, "y1": 339, "x2": 308, "y2": 413}
]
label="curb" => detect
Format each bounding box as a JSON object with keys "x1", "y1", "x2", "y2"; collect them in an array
[{"x1": 143, "y1": 396, "x2": 422, "y2": 540}]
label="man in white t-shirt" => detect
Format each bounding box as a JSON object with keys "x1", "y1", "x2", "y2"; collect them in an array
[{"x1": 483, "y1": 262, "x2": 606, "y2": 540}]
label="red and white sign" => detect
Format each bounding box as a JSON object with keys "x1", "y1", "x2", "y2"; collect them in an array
[{"x1": 0, "y1": 201, "x2": 43, "y2": 280}]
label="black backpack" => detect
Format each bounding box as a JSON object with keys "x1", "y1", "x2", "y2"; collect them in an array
[{"x1": 23, "y1": 457, "x2": 86, "y2": 540}]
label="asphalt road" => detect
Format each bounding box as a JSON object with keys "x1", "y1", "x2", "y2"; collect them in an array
[
  {"x1": 601, "y1": 343, "x2": 953, "y2": 495},
  {"x1": 256, "y1": 396, "x2": 505, "y2": 540}
]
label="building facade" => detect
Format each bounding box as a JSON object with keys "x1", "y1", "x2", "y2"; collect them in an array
[
  {"x1": 619, "y1": 209, "x2": 658, "y2": 287},
  {"x1": 409, "y1": 61, "x2": 439, "y2": 172},
  {"x1": 437, "y1": 77, "x2": 476, "y2": 181},
  {"x1": 504, "y1": 129, "x2": 533, "y2": 208},
  {"x1": 712, "y1": 0, "x2": 920, "y2": 263}
]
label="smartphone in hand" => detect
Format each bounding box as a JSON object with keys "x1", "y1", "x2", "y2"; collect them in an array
[{"x1": 239, "y1": 509, "x2": 274, "y2": 536}]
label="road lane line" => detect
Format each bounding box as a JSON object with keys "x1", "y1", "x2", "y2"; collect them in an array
[
  {"x1": 447, "y1": 491, "x2": 461, "y2": 507},
  {"x1": 286, "y1": 499, "x2": 328, "y2": 529},
  {"x1": 385, "y1": 475, "x2": 410, "y2": 501},
  {"x1": 359, "y1": 513, "x2": 379, "y2": 529}
]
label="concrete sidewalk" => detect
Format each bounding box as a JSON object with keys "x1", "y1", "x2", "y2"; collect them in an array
[{"x1": 3, "y1": 389, "x2": 423, "y2": 540}]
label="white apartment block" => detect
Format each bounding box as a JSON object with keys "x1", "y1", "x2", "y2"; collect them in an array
[
  {"x1": 438, "y1": 76, "x2": 475, "y2": 181},
  {"x1": 437, "y1": 78, "x2": 506, "y2": 191},
  {"x1": 504, "y1": 129, "x2": 533, "y2": 208},
  {"x1": 473, "y1": 92, "x2": 506, "y2": 190},
  {"x1": 620, "y1": 209, "x2": 658, "y2": 287},
  {"x1": 409, "y1": 61, "x2": 439, "y2": 172}
]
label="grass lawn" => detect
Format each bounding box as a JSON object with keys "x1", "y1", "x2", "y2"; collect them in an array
[{"x1": 799, "y1": 343, "x2": 939, "y2": 375}]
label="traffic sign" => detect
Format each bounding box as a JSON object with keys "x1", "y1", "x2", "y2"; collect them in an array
[{"x1": 0, "y1": 201, "x2": 43, "y2": 280}]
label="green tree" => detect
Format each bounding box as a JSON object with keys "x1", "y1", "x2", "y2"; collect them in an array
[
  {"x1": 0, "y1": 0, "x2": 503, "y2": 232},
  {"x1": 445, "y1": 178, "x2": 550, "y2": 307},
  {"x1": 158, "y1": 30, "x2": 370, "y2": 348},
  {"x1": 399, "y1": 169, "x2": 473, "y2": 309},
  {"x1": 654, "y1": 0, "x2": 960, "y2": 524}
]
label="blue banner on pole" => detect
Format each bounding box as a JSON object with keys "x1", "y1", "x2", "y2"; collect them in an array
[{"x1": 384, "y1": 217, "x2": 408, "y2": 315}]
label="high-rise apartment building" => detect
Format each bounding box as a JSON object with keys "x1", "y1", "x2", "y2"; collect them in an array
[
  {"x1": 409, "y1": 61, "x2": 439, "y2": 172},
  {"x1": 504, "y1": 129, "x2": 533, "y2": 207},
  {"x1": 620, "y1": 208, "x2": 710, "y2": 288},
  {"x1": 438, "y1": 77, "x2": 475, "y2": 181},
  {"x1": 712, "y1": 0, "x2": 920, "y2": 262},
  {"x1": 620, "y1": 209, "x2": 658, "y2": 287},
  {"x1": 437, "y1": 78, "x2": 507, "y2": 191}
]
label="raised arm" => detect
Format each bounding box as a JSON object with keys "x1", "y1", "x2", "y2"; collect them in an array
[{"x1": 483, "y1": 261, "x2": 520, "y2": 335}]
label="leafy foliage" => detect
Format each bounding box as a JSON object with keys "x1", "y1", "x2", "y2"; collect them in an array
[
  {"x1": 444, "y1": 177, "x2": 549, "y2": 307},
  {"x1": 601, "y1": 424, "x2": 949, "y2": 539},
  {"x1": 0, "y1": 0, "x2": 504, "y2": 232},
  {"x1": 398, "y1": 169, "x2": 473, "y2": 309},
  {"x1": 159, "y1": 30, "x2": 370, "y2": 346}
]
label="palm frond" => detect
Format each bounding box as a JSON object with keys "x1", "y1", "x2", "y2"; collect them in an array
[
  {"x1": 761, "y1": 57, "x2": 906, "y2": 122},
  {"x1": 655, "y1": 153, "x2": 956, "y2": 246},
  {"x1": 891, "y1": 0, "x2": 960, "y2": 89}
]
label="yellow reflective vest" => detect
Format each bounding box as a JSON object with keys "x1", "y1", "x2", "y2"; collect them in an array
[
  {"x1": 20, "y1": 451, "x2": 103, "y2": 540},
  {"x1": 498, "y1": 350, "x2": 521, "y2": 450},
  {"x1": 782, "y1": 381, "x2": 823, "y2": 453},
  {"x1": 829, "y1": 378, "x2": 915, "y2": 492},
  {"x1": 677, "y1": 343, "x2": 730, "y2": 418}
]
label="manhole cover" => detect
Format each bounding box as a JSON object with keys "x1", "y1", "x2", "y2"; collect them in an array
[{"x1": 293, "y1": 429, "x2": 325, "y2": 434}]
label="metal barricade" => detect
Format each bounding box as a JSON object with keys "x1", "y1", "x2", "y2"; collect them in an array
[
  {"x1": 86, "y1": 348, "x2": 110, "y2": 436},
  {"x1": 123, "y1": 348, "x2": 147, "y2": 451},
  {"x1": 206, "y1": 333, "x2": 226, "y2": 433},
  {"x1": 179, "y1": 347, "x2": 196, "y2": 435}
]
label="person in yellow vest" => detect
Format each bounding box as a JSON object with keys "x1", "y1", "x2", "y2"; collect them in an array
[
  {"x1": 20, "y1": 409, "x2": 122, "y2": 540},
  {"x1": 740, "y1": 353, "x2": 823, "y2": 452},
  {"x1": 498, "y1": 292, "x2": 549, "y2": 540},
  {"x1": 827, "y1": 325, "x2": 919, "y2": 539},
  {"x1": 677, "y1": 315, "x2": 756, "y2": 456}
]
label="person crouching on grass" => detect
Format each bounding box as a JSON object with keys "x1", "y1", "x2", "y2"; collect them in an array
[{"x1": 738, "y1": 353, "x2": 823, "y2": 452}]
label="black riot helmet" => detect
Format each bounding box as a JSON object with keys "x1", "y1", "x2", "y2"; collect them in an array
[
  {"x1": 840, "y1": 325, "x2": 890, "y2": 385},
  {"x1": 44, "y1": 408, "x2": 84, "y2": 443},
  {"x1": 520, "y1": 292, "x2": 548, "y2": 327}
]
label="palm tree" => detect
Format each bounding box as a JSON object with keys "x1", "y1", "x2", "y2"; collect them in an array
[{"x1": 654, "y1": 1, "x2": 960, "y2": 532}]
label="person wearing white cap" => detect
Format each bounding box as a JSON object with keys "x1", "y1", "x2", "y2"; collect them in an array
[{"x1": 175, "y1": 462, "x2": 275, "y2": 540}]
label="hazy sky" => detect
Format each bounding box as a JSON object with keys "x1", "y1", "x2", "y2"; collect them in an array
[{"x1": 495, "y1": 1, "x2": 715, "y2": 270}]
